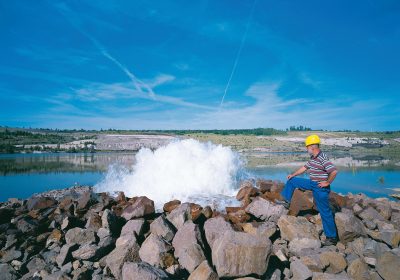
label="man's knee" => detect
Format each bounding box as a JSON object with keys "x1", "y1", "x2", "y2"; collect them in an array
[
  {"x1": 284, "y1": 179, "x2": 294, "y2": 190},
  {"x1": 285, "y1": 177, "x2": 302, "y2": 186}
]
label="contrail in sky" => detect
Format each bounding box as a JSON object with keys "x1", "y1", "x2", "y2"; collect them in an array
[
  {"x1": 52, "y1": 2, "x2": 215, "y2": 110},
  {"x1": 220, "y1": 0, "x2": 258, "y2": 107},
  {"x1": 53, "y1": 2, "x2": 156, "y2": 100},
  {"x1": 87, "y1": 36, "x2": 156, "y2": 99}
]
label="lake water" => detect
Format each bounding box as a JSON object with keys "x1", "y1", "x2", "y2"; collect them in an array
[{"x1": 1, "y1": 152, "x2": 399, "y2": 202}]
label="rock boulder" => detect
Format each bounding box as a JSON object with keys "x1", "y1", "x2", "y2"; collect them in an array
[
  {"x1": 277, "y1": 215, "x2": 319, "y2": 241},
  {"x1": 212, "y1": 230, "x2": 272, "y2": 277}
]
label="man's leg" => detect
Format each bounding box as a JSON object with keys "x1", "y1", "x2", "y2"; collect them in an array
[
  {"x1": 312, "y1": 185, "x2": 338, "y2": 239},
  {"x1": 281, "y1": 177, "x2": 313, "y2": 202}
]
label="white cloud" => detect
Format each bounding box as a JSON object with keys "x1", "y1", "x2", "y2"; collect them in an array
[
  {"x1": 30, "y1": 78, "x2": 392, "y2": 131},
  {"x1": 146, "y1": 74, "x2": 176, "y2": 88},
  {"x1": 52, "y1": 74, "x2": 214, "y2": 111},
  {"x1": 182, "y1": 81, "x2": 392, "y2": 130}
]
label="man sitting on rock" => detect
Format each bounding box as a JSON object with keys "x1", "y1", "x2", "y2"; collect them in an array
[{"x1": 275, "y1": 134, "x2": 339, "y2": 246}]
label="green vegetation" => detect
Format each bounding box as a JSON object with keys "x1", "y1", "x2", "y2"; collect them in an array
[
  {"x1": 0, "y1": 126, "x2": 287, "y2": 153},
  {"x1": 1, "y1": 126, "x2": 286, "y2": 135},
  {"x1": 52, "y1": 127, "x2": 287, "y2": 136},
  {"x1": 149, "y1": 128, "x2": 287, "y2": 136},
  {"x1": 287, "y1": 125, "x2": 312, "y2": 131},
  {"x1": 1, "y1": 126, "x2": 400, "y2": 157},
  {"x1": 0, "y1": 128, "x2": 96, "y2": 153},
  {"x1": 0, "y1": 128, "x2": 73, "y2": 144}
]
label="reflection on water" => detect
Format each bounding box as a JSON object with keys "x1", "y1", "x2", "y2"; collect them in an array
[
  {"x1": 0, "y1": 152, "x2": 399, "y2": 202},
  {"x1": 0, "y1": 152, "x2": 136, "y2": 175}
]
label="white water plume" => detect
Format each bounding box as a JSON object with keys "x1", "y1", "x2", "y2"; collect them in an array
[{"x1": 95, "y1": 139, "x2": 246, "y2": 209}]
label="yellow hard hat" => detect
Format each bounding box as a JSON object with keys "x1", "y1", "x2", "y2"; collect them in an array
[{"x1": 305, "y1": 134, "x2": 321, "y2": 146}]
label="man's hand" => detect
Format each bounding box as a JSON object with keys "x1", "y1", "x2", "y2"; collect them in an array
[
  {"x1": 318, "y1": 181, "x2": 330, "y2": 188},
  {"x1": 287, "y1": 166, "x2": 307, "y2": 180}
]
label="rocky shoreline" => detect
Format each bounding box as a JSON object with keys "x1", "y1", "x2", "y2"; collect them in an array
[{"x1": 0, "y1": 181, "x2": 399, "y2": 280}]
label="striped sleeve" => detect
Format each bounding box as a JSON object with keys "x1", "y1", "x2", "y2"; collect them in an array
[
  {"x1": 321, "y1": 154, "x2": 337, "y2": 173},
  {"x1": 304, "y1": 160, "x2": 311, "y2": 169}
]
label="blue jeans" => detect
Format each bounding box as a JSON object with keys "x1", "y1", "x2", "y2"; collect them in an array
[{"x1": 281, "y1": 177, "x2": 338, "y2": 238}]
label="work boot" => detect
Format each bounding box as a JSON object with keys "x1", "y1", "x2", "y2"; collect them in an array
[
  {"x1": 274, "y1": 199, "x2": 290, "y2": 209},
  {"x1": 322, "y1": 237, "x2": 338, "y2": 246}
]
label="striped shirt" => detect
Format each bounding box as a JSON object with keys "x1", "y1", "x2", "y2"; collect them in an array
[{"x1": 304, "y1": 151, "x2": 337, "y2": 182}]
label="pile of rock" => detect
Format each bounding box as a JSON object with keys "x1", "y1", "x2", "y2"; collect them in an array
[{"x1": 0, "y1": 181, "x2": 399, "y2": 280}]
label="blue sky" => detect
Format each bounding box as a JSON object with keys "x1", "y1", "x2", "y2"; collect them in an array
[{"x1": 1, "y1": 0, "x2": 399, "y2": 130}]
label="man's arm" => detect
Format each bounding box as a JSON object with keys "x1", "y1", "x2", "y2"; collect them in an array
[
  {"x1": 318, "y1": 170, "x2": 338, "y2": 187},
  {"x1": 287, "y1": 166, "x2": 307, "y2": 180},
  {"x1": 318, "y1": 155, "x2": 338, "y2": 187}
]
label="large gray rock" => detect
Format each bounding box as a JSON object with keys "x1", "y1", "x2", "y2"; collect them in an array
[
  {"x1": 241, "y1": 221, "x2": 277, "y2": 239},
  {"x1": 346, "y1": 237, "x2": 365, "y2": 257},
  {"x1": 347, "y1": 258, "x2": 370, "y2": 280},
  {"x1": 312, "y1": 272, "x2": 351, "y2": 280},
  {"x1": 72, "y1": 243, "x2": 104, "y2": 260},
  {"x1": 290, "y1": 258, "x2": 313, "y2": 280},
  {"x1": 376, "y1": 201, "x2": 392, "y2": 220},
  {"x1": 172, "y1": 221, "x2": 206, "y2": 273},
  {"x1": 97, "y1": 227, "x2": 112, "y2": 239},
  {"x1": 121, "y1": 219, "x2": 145, "y2": 237},
  {"x1": 204, "y1": 216, "x2": 233, "y2": 248},
  {"x1": 121, "y1": 196, "x2": 155, "y2": 220},
  {"x1": 188, "y1": 260, "x2": 218, "y2": 280},
  {"x1": 335, "y1": 211, "x2": 366, "y2": 244},
  {"x1": 212, "y1": 230, "x2": 272, "y2": 277},
  {"x1": 359, "y1": 207, "x2": 385, "y2": 222},
  {"x1": 56, "y1": 243, "x2": 79, "y2": 267},
  {"x1": 106, "y1": 234, "x2": 141, "y2": 279},
  {"x1": 376, "y1": 251, "x2": 400, "y2": 280},
  {"x1": 245, "y1": 197, "x2": 288, "y2": 222},
  {"x1": 65, "y1": 227, "x2": 96, "y2": 245},
  {"x1": 150, "y1": 215, "x2": 176, "y2": 242},
  {"x1": 84, "y1": 212, "x2": 102, "y2": 232},
  {"x1": 73, "y1": 188, "x2": 93, "y2": 209},
  {"x1": 139, "y1": 233, "x2": 173, "y2": 268},
  {"x1": 277, "y1": 215, "x2": 319, "y2": 241},
  {"x1": 102, "y1": 209, "x2": 118, "y2": 235},
  {"x1": 0, "y1": 263, "x2": 19, "y2": 280},
  {"x1": 40, "y1": 247, "x2": 60, "y2": 266},
  {"x1": 319, "y1": 251, "x2": 347, "y2": 274},
  {"x1": 26, "y1": 196, "x2": 57, "y2": 211},
  {"x1": 26, "y1": 256, "x2": 46, "y2": 273},
  {"x1": 299, "y1": 254, "x2": 326, "y2": 272},
  {"x1": 122, "y1": 262, "x2": 169, "y2": 280},
  {"x1": 98, "y1": 234, "x2": 115, "y2": 251},
  {"x1": 379, "y1": 229, "x2": 400, "y2": 248},
  {"x1": 288, "y1": 238, "x2": 321, "y2": 256},
  {"x1": 391, "y1": 211, "x2": 400, "y2": 227},
  {"x1": 362, "y1": 238, "x2": 390, "y2": 258},
  {"x1": 297, "y1": 249, "x2": 347, "y2": 275},
  {"x1": 376, "y1": 220, "x2": 395, "y2": 231},
  {"x1": 16, "y1": 217, "x2": 38, "y2": 233},
  {"x1": 0, "y1": 247, "x2": 22, "y2": 263},
  {"x1": 166, "y1": 203, "x2": 191, "y2": 230}
]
